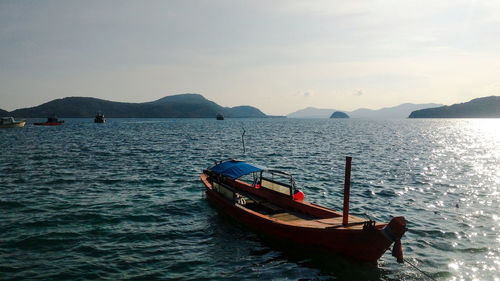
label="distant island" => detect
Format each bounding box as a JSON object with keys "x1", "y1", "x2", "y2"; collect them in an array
[
  {"x1": 7, "y1": 94, "x2": 269, "y2": 118},
  {"x1": 287, "y1": 103, "x2": 442, "y2": 119},
  {"x1": 409, "y1": 96, "x2": 500, "y2": 118},
  {"x1": 287, "y1": 107, "x2": 337, "y2": 118},
  {"x1": 330, "y1": 111, "x2": 349, "y2": 118}
]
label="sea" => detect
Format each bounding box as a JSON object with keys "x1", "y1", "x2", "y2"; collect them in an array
[{"x1": 1, "y1": 118, "x2": 499, "y2": 280}]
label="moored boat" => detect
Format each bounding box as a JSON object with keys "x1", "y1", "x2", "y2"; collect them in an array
[
  {"x1": 34, "y1": 116, "x2": 64, "y2": 126},
  {"x1": 201, "y1": 158, "x2": 407, "y2": 263},
  {"x1": 94, "y1": 112, "x2": 106, "y2": 123},
  {"x1": 0, "y1": 117, "x2": 26, "y2": 128},
  {"x1": 216, "y1": 113, "x2": 224, "y2": 120}
]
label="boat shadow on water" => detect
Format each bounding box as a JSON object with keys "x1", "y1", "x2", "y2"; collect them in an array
[
  {"x1": 257, "y1": 236, "x2": 390, "y2": 280},
  {"x1": 206, "y1": 200, "x2": 389, "y2": 281}
]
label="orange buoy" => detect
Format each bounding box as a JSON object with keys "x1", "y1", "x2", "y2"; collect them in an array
[{"x1": 293, "y1": 190, "x2": 304, "y2": 201}]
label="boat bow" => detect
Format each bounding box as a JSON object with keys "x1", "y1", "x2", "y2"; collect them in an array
[{"x1": 381, "y1": 216, "x2": 407, "y2": 263}]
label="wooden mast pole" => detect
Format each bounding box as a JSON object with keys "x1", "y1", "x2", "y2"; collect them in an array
[{"x1": 343, "y1": 156, "x2": 352, "y2": 226}]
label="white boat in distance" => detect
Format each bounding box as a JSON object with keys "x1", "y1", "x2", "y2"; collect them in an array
[{"x1": 0, "y1": 117, "x2": 26, "y2": 128}]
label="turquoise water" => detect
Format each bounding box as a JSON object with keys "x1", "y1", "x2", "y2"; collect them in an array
[{"x1": 1, "y1": 118, "x2": 499, "y2": 280}]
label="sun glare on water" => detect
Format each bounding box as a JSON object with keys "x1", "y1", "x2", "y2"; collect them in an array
[
  {"x1": 469, "y1": 119, "x2": 500, "y2": 140},
  {"x1": 453, "y1": 119, "x2": 500, "y2": 280}
]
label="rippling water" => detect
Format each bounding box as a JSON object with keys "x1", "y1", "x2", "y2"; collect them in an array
[{"x1": 1, "y1": 118, "x2": 499, "y2": 280}]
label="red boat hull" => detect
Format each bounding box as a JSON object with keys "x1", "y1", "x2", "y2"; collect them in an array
[
  {"x1": 34, "y1": 122, "x2": 64, "y2": 126},
  {"x1": 201, "y1": 173, "x2": 397, "y2": 263}
]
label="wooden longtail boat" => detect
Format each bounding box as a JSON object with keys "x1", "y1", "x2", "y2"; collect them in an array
[{"x1": 201, "y1": 158, "x2": 407, "y2": 264}]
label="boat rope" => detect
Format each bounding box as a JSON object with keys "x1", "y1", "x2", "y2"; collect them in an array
[
  {"x1": 403, "y1": 258, "x2": 437, "y2": 281},
  {"x1": 362, "y1": 220, "x2": 376, "y2": 230}
]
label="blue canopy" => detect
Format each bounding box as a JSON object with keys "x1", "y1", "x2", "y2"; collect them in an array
[{"x1": 209, "y1": 160, "x2": 264, "y2": 179}]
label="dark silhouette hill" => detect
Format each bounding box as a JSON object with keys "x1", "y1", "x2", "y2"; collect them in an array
[
  {"x1": 330, "y1": 111, "x2": 349, "y2": 118},
  {"x1": 10, "y1": 94, "x2": 267, "y2": 118},
  {"x1": 409, "y1": 96, "x2": 500, "y2": 118},
  {"x1": 0, "y1": 108, "x2": 9, "y2": 116}
]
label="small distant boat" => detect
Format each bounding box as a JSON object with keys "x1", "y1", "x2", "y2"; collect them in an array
[
  {"x1": 34, "y1": 116, "x2": 64, "y2": 126},
  {"x1": 0, "y1": 117, "x2": 26, "y2": 128},
  {"x1": 201, "y1": 158, "x2": 407, "y2": 263},
  {"x1": 94, "y1": 113, "x2": 106, "y2": 123},
  {"x1": 216, "y1": 113, "x2": 224, "y2": 120}
]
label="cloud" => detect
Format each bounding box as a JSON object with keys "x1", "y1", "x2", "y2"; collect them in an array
[
  {"x1": 302, "y1": 90, "x2": 314, "y2": 97},
  {"x1": 354, "y1": 89, "x2": 364, "y2": 96}
]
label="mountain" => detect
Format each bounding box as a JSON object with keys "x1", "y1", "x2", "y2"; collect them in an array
[
  {"x1": 0, "y1": 108, "x2": 9, "y2": 116},
  {"x1": 348, "y1": 103, "x2": 442, "y2": 119},
  {"x1": 10, "y1": 94, "x2": 267, "y2": 118},
  {"x1": 228, "y1": 106, "x2": 266, "y2": 117},
  {"x1": 288, "y1": 103, "x2": 442, "y2": 119},
  {"x1": 330, "y1": 111, "x2": 349, "y2": 118},
  {"x1": 409, "y1": 96, "x2": 500, "y2": 118},
  {"x1": 287, "y1": 107, "x2": 336, "y2": 118}
]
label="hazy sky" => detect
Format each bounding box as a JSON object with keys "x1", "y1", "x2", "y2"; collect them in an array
[{"x1": 1, "y1": 1, "x2": 499, "y2": 115}]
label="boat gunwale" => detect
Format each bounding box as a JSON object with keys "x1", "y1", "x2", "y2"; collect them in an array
[
  {"x1": 34, "y1": 122, "x2": 64, "y2": 126},
  {"x1": 201, "y1": 172, "x2": 383, "y2": 231}
]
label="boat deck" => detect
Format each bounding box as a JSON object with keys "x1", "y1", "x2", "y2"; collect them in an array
[
  {"x1": 240, "y1": 195, "x2": 367, "y2": 230},
  {"x1": 203, "y1": 173, "x2": 371, "y2": 231},
  {"x1": 268, "y1": 210, "x2": 366, "y2": 229}
]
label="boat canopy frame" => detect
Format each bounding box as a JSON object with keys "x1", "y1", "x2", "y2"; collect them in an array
[
  {"x1": 207, "y1": 159, "x2": 297, "y2": 198},
  {"x1": 208, "y1": 159, "x2": 265, "y2": 180}
]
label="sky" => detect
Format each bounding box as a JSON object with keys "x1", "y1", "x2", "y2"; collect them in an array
[{"x1": 1, "y1": 0, "x2": 500, "y2": 115}]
